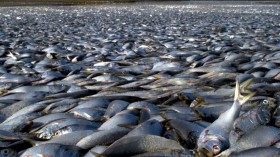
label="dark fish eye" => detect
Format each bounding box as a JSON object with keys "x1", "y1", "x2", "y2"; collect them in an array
[
  {"x1": 55, "y1": 131, "x2": 60, "y2": 136},
  {"x1": 263, "y1": 100, "x2": 269, "y2": 104},
  {"x1": 1, "y1": 149, "x2": 10, "y2": 155}
]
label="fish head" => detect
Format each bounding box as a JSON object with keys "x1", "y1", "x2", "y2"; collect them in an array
[{"x1": 198, "y1": 135, "x2": 225, "y2": 157}]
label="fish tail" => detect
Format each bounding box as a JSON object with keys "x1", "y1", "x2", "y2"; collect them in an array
[
  {"x1": 240, "y1": 78, "x2": 253, "y2": 93},
  {"x1": 234, "y1": 80, "x2": 256, "y2": 105}
]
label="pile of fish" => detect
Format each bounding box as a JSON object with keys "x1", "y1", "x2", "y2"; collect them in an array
[{"x1": 0, "y1": 2, "x2": 280, "y2": 157}]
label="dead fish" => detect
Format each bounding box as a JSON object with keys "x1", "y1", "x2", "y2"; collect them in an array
[
  {"x1": 46, "y1": 89, "x2": 98, "y2": 99},
  {"x1": 32, "y1": 70, "x2": 65, "y2": 85},
  {"x1": 0, "y1": 73, "x2": 39, "y2": 84},
  {"x1": 43, "y1": 99, "x2": 79, "y2": 113},
  {"x1": 229, "y1": 147, "x2": 280, "y2": 157},
  {"x1": 20, "y1": 143, "x2": 82, "y2": 157},
  {"x1": 218, "y1": 126, "x2": 280, "y2": 157},
  {"x1": 0, "y1": 112, "x2": 43, "y2": 132},
  {"x1": 229, "y1": 100, "x2": 272, "y2": 145},
  {"x1": 2, "y1": 99, "x2": 64, "y2": 123},
  {"x1": 0, "y1": 92, "x2": 48, "y2": 104},
  {"x1": 197, "y1": 81, "x2": 255, "y2": 157},
  {"x1": 6, "y1": 85, "x2": 68, "y2": 94},
  {"x1": 167, "y1": 119, "x2": 204, "y2": 148},
  {"x1": 0, "y1": 98, "x2": 42, "y2": 121},
  {"x1": 34, "y1": 118, "x2": 100, "y2": 139},
  {"x1": 24, "y1": 130, "x2": 96, "y2": 146},
  {"x1": 76, "y1": 128, "x2": 130, "y2": 149},
  {"x1": 100, "y1": 135, "x2": 185, "y2": 156}
]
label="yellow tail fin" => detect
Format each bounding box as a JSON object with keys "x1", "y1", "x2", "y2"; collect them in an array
[{"x1": 234, "y1": 80, "x2": 256, "y2": 105}]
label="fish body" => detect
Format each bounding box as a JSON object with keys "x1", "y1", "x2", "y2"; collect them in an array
[{"x1": 20, "y1": 143, "x2": 82, "y2": 157}]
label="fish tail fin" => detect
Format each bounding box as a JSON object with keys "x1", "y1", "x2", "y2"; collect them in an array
[
  {"x1": 234, "y1": 80, "x2": 256, "y2": 105},
  {"x1": 240, "y1": 78, "x2": 253, "y2": 93}
]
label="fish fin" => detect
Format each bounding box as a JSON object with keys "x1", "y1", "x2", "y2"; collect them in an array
[
  {"x1": 0, "y1": 91, "x2": 11, "y2": 96},
  {"x1": 21, "y1": 136, "x2": 40, "y2": 146},
  {"x1": 234, "y1": 80, "x2": 256, "y2": 105},
  {"x1": 90, "y1": 151, "x2": 104, "y2": 157},
  {"x1": 190, "y1": 97, "x2": 205, "y2": 107},
  {"x1": 240, "y1": 78, "x2": 253, "y2": 93},
  {"x1": 117, "y1": 124, "x2": 136, "y2": 129},
  {"x1": 160, "y1": 113, "x2": 169, "y2": 120}
]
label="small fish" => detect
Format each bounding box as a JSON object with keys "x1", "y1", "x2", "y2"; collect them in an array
[
  {"x1": 35, "y1": 118, "x2": 100, "y2": 139},
  {"x1": 20, "y1": 143, "x2": 82, "y2": 157},
  {"x1": 229, "y1": 147, "x2": 280, "y2": 157},
  {"x1": 0, "y1": 112, "x2": 43, "y2": 132},
  {"x1": 6, "y1": 85, "x2": 68, "y2": 94},
  {"x1": 24, "y1": 130, "x2": 96, "y2": 146},
  {"x1": 229, "y1": 100, "x2": 272, "y2": 145},
  {"x1": 43, "y1": 99, "x2": 78, "y2": 113},
  {"x1": 101, "y1": 135, "x2": 185, "y2": 156},
  {"x1": 168, "y1": 119, "x2": 204, "y2": 148},
  {"x1": 218, "y1": 126, "x2": 280, "y2": 157},
  {"x1": 76, "y1": 128, "x2": 130, "y2": 149}
]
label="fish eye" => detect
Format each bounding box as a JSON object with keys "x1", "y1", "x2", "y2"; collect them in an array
[
  {"x1": 263, "y1": 100, "x2": 269, "y2": 104},
  {"x1": 212, "y1": 145, "x2": 220, "y2": 155},
  {"x1": 1, "y1": 149, "x2": 10, "y2": 155},
  {"x1": 55, "y1": 131, "x2": 60, "y2": 136}
]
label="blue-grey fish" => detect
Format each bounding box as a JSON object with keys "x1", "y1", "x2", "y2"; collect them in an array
[
  {"x1": 20, "y1": 143, "x2": 82, "y2": 157},
  {"x1": 197, "y1": 81, "x2": 255, "y2": 157},
  {"x1": 229, "y1": 147, "x2": 280, "y2": 157},
  {"x1": 218, "y1": 126, "x2": 280, "y2": 157},
  {"x1": 100, "y1": 135, "x2": 184, "y2": 156},
  {"x1": 76, "y1": 128, "x2": 130, "y2": 149}
]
